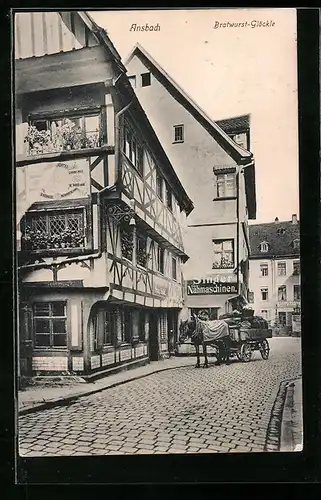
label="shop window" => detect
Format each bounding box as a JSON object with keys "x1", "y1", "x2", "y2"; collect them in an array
[
  {"x1": 123, "y1": 124, "x2": 144, "y2": 176},
  {"x1": 261, "y1": 288, "x2": 268, "y2": 301},
  {"x1": 26, "y1": 111, "x2": 101, "y2": 155},
  {"x1": 260, "y1": 263, "x2": 268, "y2": 276},
  {"x1": 22, "y1": 209, "x2": 86, "y2": 252},
  {"x1": 277, "y1": 262, "x2": 287, "y2": 276},
  {"x1": 278, "y1": 285, "x2": 287, "y2": 301},
  {"x1": 33, "y1": 301, "x2": 67, "y2": 348},
  {"x1": 103, "y1": 310, "x2": 117, "y2": 346},
  {"x1": 157, "y1": 246, "x2": 165, "y2": 274},
  {"x1": 122, "y1": 309, "x2": 132, "y2": 344},
  {"x1": 141, "y1": 72, "x2": 151, "y2": 87},
  {"x1": 173, "y1": 124, "x2": 184, "y2": 143},
  {"x1": 215, "y1": 173, "x2": 236, "y2": 198},
  {"x1": 212, "y1": 239, "x2": 234, "y2": 269},
  {"x1": 293, "y1": 285, "x2": 301, "y2": 301}
]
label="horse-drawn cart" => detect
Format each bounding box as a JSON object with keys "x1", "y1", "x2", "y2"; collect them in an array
[{"x1": 228, "y1": 326, "x2": 272, "y2": 362}]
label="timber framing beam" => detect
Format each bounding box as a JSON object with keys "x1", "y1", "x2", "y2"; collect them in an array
[{"x1": 15, "y1": 46, "x2": 115, "y2": 95}]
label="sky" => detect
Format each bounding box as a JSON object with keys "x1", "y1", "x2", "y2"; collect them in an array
[{"x1": 90, "y1": 8, "x2": 299, "y2": 224}]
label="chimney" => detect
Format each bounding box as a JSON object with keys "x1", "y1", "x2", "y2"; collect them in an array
[
  {"x1": 274, "y1": 217, "x2": 279, "y2": 223},
  {"x1": 292, "y1": 214, "x2": 298, "y2": 224}
]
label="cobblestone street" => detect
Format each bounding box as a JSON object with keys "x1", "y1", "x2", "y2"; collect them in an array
[{"x1": 19, "y1": 338, "x2": 302, "y2": 456}]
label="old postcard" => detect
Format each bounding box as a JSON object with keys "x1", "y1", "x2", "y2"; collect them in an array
[{"x1": 15, "y1": 8, "x2": 302, "y2": 461}]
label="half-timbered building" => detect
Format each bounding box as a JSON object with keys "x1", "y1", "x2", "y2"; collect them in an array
[{"x1": 15, "y1": 12, "x2": 193, "y2": 379}]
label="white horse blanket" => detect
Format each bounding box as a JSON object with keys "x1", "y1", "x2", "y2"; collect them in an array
[{"x1": 198, "y1": 319, "x2": 229, "y2": 341}]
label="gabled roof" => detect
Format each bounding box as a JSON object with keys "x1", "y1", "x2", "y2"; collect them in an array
[
  {"x1": 125, "y1": 43, "x2": 252, "y2": 165},
  {"x1": 216, "y1": 114, "x2": 251, "y2": 134},
  {"x1": 249, "y1": 219, "x2": 300, "y2": 259}
]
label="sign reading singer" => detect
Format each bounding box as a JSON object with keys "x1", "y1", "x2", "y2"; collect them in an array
[
  {"x1": 186, "y1": 275, "x2": 238, "y2": 295},
  {"x1": 25, "y1": 159, "x2": 91, "y2": 202}
]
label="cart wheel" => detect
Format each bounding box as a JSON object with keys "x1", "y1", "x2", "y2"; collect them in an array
[
  {"x1": 260, "y1": 339, "x2": 270, "y2": 360},
  {"x1": 240, "y1": 343, "x2": 252, "y2": 362},
  {"x1": 236, "y1": 350, "x2": 242, "y2": 361}
]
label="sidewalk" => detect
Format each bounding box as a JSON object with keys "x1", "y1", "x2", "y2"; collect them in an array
[
  {"x1": 18, "y1": 356, "x2": 196, "y2": 415},
  {"x1": 280, "y1": 378, "x2": 303, "y2": 452}
]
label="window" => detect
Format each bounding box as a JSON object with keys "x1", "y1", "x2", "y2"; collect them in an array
[
  {"x1": 33, "y1": 302, "x2": 67, "y2": 348},
  {"x1": 157, "y1": 246, "x2": 165, "y2": 274},
  {"x1": 232, "y1": 134, "x2": 246, "y2": 149},
  {"x1": 212, "y1": 239, "x2": 234, "y2": 269},
  {"x1": 128, "y1": 75, "x2": 136, "y2": 88},
  {"x1": 215, "y1": 173, "x2": 236, "y2": 198},
  {"x1": 261, "y1": 288, "x2": 268, "y2": 301},
  {"x1": 293, "y1": 285, "x2": 301, "y2": 301},
  {"x1": 166, "y1": 183, "x2": 173, "y2": 211},
  {"x1": 123, "y1": 125, "x2": 144, "y2": 176},
  {"x1": 278, "y1": 285, "x2": 287, "y2": 301},
  {"x1": 120, "y1": 224, "x2": 133, "y2": 261},
  {"x1": 293, "y1": 261, "x2": 300, "y2": 275},
  {"x1": 141, "y1": 72, "x2": 151, "y2": 87},
  {"x1": 172, "y1": 257, "x2": 177, "y2": 280},
  {"x1": 277, "y1": 262, "x2": 287, "y2": 276},
  {"x1": 103, "y1": 310, "x2": 117, "y2": 346},
  {"x1": 156, "y1": 170, "x2": 163, "y2": 200},
  {"x1": 277, "y1": 227, "x2": 285, "y2": 235},
  {"x1": 173, "y1": 125, "x2": 184, "y2": 143},
  {"x1": 22, "y1": 209, "x2": 86, "y2": 252},
  {"x1": 260, "y1": 242, "x2": 269, "y2": 253},
  {"x1": 136, "y1": 233, "x2": 148, "y2": 267},
  {"x1": 260, "y1": 264, "x2": 268, "y2": 277},
  {"x1": 292, "y1": 239, "x2": 300, "y2": 249},
  {"x1": 27, "y1": 112, "x2": 101, "y2": 155}
]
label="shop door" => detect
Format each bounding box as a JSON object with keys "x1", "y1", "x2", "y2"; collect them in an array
[{"x1": 149, "y1": 311, "x2": 159, "y2": 361}]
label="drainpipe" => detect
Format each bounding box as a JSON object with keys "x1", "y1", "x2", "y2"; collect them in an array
[{"x1": 236, "y1": 160, "x2": 254, "y2": 300}]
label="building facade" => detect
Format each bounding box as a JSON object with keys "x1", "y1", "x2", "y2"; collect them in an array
[
  {"x1": 248, "y1": 215, "x2": 301, "y2": 335},
  {"x1": 15, "y1": 12, "x2": 193, "y2": 379},
  {"x1": 125, "y1": 47, "x2": 257, "y2": 352}
]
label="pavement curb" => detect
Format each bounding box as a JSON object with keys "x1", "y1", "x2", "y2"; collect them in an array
[
  {"x1": 19, "y1": 362, "x2": 195, "y2": 416},
  {"x1": 264, "y1": 377, "x2": 300, "y2": 452}
]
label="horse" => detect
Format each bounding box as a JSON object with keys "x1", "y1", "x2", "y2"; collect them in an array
[{"x1": 178, "y1": 315, "x2": 232, "y2": 368}]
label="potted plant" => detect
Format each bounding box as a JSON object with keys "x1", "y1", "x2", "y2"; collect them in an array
[{"x1": 24, "y1": 125, "x2": 51, "y2": 155}]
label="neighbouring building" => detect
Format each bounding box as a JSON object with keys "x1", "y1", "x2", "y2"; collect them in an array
[
  {"x1": 15, "y1": 12, "x2": 193, "y2": 380},
  {"x1": 125, "y1": 45, "x2": 257, "y2": 352},
  {"x1": 248, "y1": 215, "x2": 301, "y2": 335}
]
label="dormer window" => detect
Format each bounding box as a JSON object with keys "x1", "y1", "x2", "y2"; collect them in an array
[
  {"x1": 277, "y1": 228, "x2": 285, "y2": 235},
  {"x1": 259, "y1": 242, "x2": 269, "y2": 253},
  {"x1": 292, "y1": 239, "x2": 300, "y2": 249}
]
